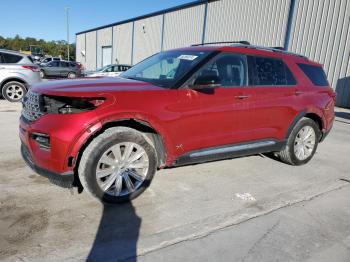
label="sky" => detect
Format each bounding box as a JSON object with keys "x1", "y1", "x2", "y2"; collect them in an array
[{"x1": 0, "y1": 0, "x2": 193, "y2": 42}]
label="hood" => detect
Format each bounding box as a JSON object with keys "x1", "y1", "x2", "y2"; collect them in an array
[{"x1": 31, "y1": 77, "x2": 163, "y2": 97}]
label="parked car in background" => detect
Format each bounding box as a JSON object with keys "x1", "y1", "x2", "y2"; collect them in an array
[
  {"x1": 84, "y1": 64, "x2": 131, "y2": 77},
  {"x1": 39, "y1": 60, "x2": 82, "y2": 79},
  {"x1": 20, "y1": 42, "x2": 335, "y2": 203},
  {"x1": 0, "y1": 49, "x2": 41, "y2": 102},
  {"x1": 39, "y1": 57, "x2": 61, "y2": 65}
]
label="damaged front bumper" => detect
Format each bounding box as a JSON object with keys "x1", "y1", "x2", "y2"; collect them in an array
[{"x1": 21, "y1": 143, "x2": 74, "y2": 188}]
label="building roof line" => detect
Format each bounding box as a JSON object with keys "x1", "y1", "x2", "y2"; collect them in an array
[{"x1": 76, "y1": 0, "x2": 217, "y2": 35}]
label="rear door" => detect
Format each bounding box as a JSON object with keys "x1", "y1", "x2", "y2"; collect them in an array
[{"x1": 246, "y1": 55, "x2": 299, "y2": 141}]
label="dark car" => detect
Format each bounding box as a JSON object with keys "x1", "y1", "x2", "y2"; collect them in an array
[
  {"x1": 20, "y1": 42, "x2": 336, "y2": 204},
  {"x1": 40, "y1": 60, "x2": 81, "y2": 79}
]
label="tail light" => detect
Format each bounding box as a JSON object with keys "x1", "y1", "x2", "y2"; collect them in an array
[{"x1": 22, "y1": 65, "x2": 40, "y2": 72}]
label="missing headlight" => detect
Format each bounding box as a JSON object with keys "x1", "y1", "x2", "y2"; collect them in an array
[{"x1": 43, "y1": 96, "x2": 105, "y2": 114}]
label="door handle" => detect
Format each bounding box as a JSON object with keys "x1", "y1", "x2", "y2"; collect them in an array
[
  {"x1": 295, "y1": 90, "x2": 304, "y2": 96},
  {"x1": 235, "y1": 95, "x2": 250, "y2": 100}
]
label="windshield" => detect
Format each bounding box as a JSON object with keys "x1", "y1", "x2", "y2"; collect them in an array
[
  {"x1": 121, "y1": 50, "x2": 212, "y2": 88},
  {"x1": 95, "y1": 65, "x2": 110, "y2": 72}
]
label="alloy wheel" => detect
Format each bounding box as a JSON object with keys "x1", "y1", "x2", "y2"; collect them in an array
[
  {"x1": 294, "y1": 126, "x2": 316, "y2": 160},
  {"x1": 96, "y1": 142, "x2": 149, "y2": 196},
  {"x1": 5, "y1": 84, "x2": 25, "y2": 101}
]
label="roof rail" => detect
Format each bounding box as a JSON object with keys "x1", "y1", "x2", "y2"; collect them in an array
[
  {"x1": 191, "y1": 41, "x2": 250, "y2": 47},
  {"x1": 270, "y1": 46, "x2": 285, "y2": 50},
  {"x1": 229, "y1": 44, "x2": 307, "y2": 58}
]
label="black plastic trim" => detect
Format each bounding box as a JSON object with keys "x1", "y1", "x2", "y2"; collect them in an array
[
  {"x1": 285, "y1": 111, "x2": 306, "y2": 139},
  {"x1": 174, "y1": 139, "x2": 286, "y2": 167},
  {"x1": 21, "y1": 144, "x2": 74, "y2": 188}
]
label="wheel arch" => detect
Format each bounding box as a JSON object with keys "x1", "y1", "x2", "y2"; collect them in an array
[
  {"x1": 0, "y1": 77, "x2": 28, "y2": 91},
  {"x1": 286, "y1": 110, "x2": 324, "y2": 140},
  {"x1": 72, "y1": 118, "x2": 168, "y2": 178}
]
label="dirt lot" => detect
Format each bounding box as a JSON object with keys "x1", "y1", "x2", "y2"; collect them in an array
[{"x1": 0, "y1": 100, "x2": 350, "y2": 261}]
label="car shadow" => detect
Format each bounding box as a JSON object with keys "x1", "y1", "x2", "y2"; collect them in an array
[
  {"x1": 87, "y1": 202, "x2": 141, "y2": 262},
  {"x1": 335, "y1": 111, "x2": 350, "y2": 121}
]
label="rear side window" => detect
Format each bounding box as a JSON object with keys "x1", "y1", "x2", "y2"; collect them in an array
[
  {"x1": 119, "y1": 65, "x2": 131, "y2": 71},
  {"x1": 297, "y1": 63, "x2": 329, "y2": 86},
  {"x1": 60, "y1": 61, "x2": 69, "y2": 67},
  {"x1": 1, "y1": 52, "x2": 22, "y2": 63},
  {"x1": 27, "y1": 56, "x2": 34, "y2": 63},
  {"x1": 0, "y1": 53, "x2": 3, "y2": 63},
  {"x1": 49, "y1": 61, "x2": 59, "y2": 67},
  {"x1": 248, "y1": 56, "x2": 296, "y2": 86}
]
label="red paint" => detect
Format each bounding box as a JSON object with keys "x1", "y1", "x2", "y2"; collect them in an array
[{"x1": 19, "y1": 46, "x2": 335, "y2": 175}]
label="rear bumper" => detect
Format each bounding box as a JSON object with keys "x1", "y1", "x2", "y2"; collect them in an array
[{"x1": 21, "y1": 143, "x2": 74, "y2": 188}]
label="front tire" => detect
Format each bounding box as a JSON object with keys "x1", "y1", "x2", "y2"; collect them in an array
[
  {"x1": 67, "y1": 72, "x2": 76, "y2": 78},
  {"x1": 1, "y1": 81, "x2": 27, "y2": 102},
  {"x1": 40, "y1": 70, "x2": 45, "y2": 78},
  {"x1": 277, "y1": 117, "x2": 321, "y2": 165},
  {"x1": 78, "y1": 127, "x2": 157, "y2": 203}
]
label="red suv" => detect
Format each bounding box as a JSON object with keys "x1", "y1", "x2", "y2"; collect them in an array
[{"x1": 20, "y1": 42, "x2": 336, "y2": 203}]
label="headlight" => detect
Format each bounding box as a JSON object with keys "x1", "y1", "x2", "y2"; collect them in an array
[{"x1": 43, "y1": 96, "x2": 105, "y2": 114}]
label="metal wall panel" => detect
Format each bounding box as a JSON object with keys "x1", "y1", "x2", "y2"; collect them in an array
[
  {"x1": 75, "y1": 33, "x2": 86, "y2": 66},
  {"x1": 85, "y1": 31, "x2": 97, "y2": 71},
  {"x1": 133, "y1": 15, "x2": 163, "y2": 64},
  {"x1": 112, "y1": 23, "x2": 133, "y2": 65},
  {"x1": 96, "y1": 27, "x2": 112, "y2": 68},
  {"x1": 205, "y1": 0, "x2": 291, "y2": 46},
  {"x1": 289, "y1": 0, "x2": 350, "y2": 107},
  {"x1": 162, "y1": 5, "x2": 205, "y2": 50}
]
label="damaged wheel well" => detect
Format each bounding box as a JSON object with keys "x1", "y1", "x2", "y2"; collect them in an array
[{"x1": 73, "y1": 119, "x2": 167, "y2": 186}]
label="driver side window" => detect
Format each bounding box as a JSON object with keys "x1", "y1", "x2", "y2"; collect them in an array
[{"x1": 195, "y1": 54, "x2": 248, "y2": 87}]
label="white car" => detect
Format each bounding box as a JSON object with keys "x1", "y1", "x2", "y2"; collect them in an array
[
  {"x1": 84, "y1": 64, "x2": 131, "y2": 77},
  {"x1": 0, "y1": 49, "x2": 41, "y2": 102}
]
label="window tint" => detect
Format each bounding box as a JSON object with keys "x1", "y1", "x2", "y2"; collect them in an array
[
  {"x1": 195, "y1": 54, "x2": 247, "y2": 87},
  {"x1": 297, "y1": 63, "x2": 329, "y2": 86},
  {"x1": 60, "y1": 61, "x2": 69, "y2": 67},
  {"x1": 249, "y1": 56, "x2": 296, "y2": 86},
  {"x1": 2, "y1": 52, "x2": 22, "y2": 63},
  {"x1": 27, "y1": 56, "x2": 34, "y2": 63},
  {"x1": 118, "y1": 65, "x2": 131, "y2": 72},
  {"x1": 49, "y1": 61, "x2": 59, "y2": 67},
  {"x1": 0, "y1": 53, "x2": 3, "y2": 63},
  {"x1": 105, "y1": 66, "x2": 113, "y2": 72},
  {"x1": 69, "y1": 62, "x2": 77, "y2": 68}
]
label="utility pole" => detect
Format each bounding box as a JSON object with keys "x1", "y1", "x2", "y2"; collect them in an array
[{"x1": 65, "y1": 7, "x2": 70, "y2": 61}]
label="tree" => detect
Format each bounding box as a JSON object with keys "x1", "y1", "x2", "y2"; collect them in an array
[{"x1": 0, "y1": 35, "x2": 76, "y2": 61}]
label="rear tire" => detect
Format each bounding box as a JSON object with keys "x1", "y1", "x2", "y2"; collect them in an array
[
  {"x1": 1, "y1": 81, "x2": 27, "y2": 102},
  {"x1": 78, "y1": 127, "x2": 157, "y2": 203},
  {"x1": 277, "y1": 117, "x2": 320, "y2": 165}
]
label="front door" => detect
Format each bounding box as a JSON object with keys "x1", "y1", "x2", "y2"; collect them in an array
[
  {"x1": 45, "y1": 61, "x2": 60, "y2": 77},
  {"x1": 177, "y1": 53, "x2": 254, "y2": 153}
]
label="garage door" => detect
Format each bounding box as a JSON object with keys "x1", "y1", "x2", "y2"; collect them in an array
[{"x1": 102, "y1": 46, "x2": 112, "y2": 67}]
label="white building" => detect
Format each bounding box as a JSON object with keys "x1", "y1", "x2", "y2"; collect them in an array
[{"x1": 76, "y1": 0, "x2": 350, "y2": 108}]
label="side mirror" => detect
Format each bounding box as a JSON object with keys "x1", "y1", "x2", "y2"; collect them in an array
[{"x1": 191, "y1": 75, "x2": 221, "y2": 89}]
